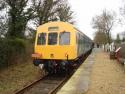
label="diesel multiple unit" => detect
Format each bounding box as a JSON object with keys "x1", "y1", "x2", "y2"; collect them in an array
[{"x1": 32, "y1": 22, "x2": 93, "y2": 73}]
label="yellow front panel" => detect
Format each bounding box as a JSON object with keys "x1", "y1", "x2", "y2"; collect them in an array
[
  {"x1": 35, "y1": 46, "x2": 76, "y2": 60},
  {"x1": 34, "y1": 22, "x2": 77, "y2": 60}
]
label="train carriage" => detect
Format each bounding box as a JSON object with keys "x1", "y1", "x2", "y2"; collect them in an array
[{"x1": 32, "y1": 22, "x2": 93, "y2": 73}]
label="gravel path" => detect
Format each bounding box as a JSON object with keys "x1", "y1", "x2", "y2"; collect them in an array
[{"x1": 86, "y1": 48, "x2": 125, "y2": 94}]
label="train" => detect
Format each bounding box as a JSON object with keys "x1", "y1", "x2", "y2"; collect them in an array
[{"x1": 32, "y1": 21, "x2": 93, "y2": 73}]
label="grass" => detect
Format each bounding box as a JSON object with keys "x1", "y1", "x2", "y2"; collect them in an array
[{"x1": 0, "y1": 61, "x2": 41, "y2": 94}]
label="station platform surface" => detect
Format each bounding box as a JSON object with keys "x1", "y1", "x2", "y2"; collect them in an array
[
  {"x1": 57, "y1": 49, "x2": 95, "y2": 94},
  {"x1": 57, "y1": 48, "x2": 125, "y2": 94}
]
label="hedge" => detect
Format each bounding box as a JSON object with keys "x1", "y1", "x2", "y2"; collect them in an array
[{"x1": 0, "y1": 38, "x2": 26, "y2": 69}]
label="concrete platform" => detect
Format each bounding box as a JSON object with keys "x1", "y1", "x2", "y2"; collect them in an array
[{"x1": 57, "y1": 49, "x2": 95, "y2": 94}]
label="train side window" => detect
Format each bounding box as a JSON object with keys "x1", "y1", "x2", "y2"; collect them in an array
[
  {"x1": 48, "y1": 32, "x2": 58, "y2": 45},
  {"x1": 37, "y1": 33, "x2": 46, "y2": 45},
  {"x1": 59, "y1": 32, "x2": 70, "y2": 45}
]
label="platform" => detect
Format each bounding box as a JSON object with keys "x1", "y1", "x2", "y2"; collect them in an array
[
  {"x1": 57, "y1": 48, "x2": 125, "y2": 94},
  {"x1": 57, "y1": 49, "x2": 96, "y2": 94}
]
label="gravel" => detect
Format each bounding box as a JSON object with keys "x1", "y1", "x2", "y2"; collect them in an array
[{"x1": 85, "y1": 48, "x2": 125, "y2": 94}]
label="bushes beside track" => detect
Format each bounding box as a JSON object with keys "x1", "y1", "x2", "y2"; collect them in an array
[{"x1": 0, "y1": 38, "x2": 31, "y2": 69}]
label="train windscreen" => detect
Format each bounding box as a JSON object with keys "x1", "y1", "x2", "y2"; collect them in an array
[
  {"x1": 37, "y1": 33, "x2": 46, "y2": 45},
  {"x1": 48, "y1": 32, "x2": 58, "y2": 45},
  {"x1": 59, "y1": 32, "x2": 70, "y2": 45}
]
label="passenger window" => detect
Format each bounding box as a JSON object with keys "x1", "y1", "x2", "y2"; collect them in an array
[
  {"x1": 48, "y1": 32, "x2": 58, "y2": 45},
  {"x1": 59, "y1": 32, "x2": 70, "y2": 45},
  {"x1": 37, "y1": 33, "x2": 46, "y2": 45}
]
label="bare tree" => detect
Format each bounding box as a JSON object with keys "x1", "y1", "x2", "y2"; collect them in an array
[
  {"x1": 27, "y1": 0, "x2": 74, "y2": 39},
  {"x1": 119, "y1": 0, "x2": 125, "y2": 41},
  {"x1": 57, "y1": 3, "x2": 74, "y2": 23},
  {"x1": 31, "y1": 0, "x2": 61, "y2": 25},
  {"x1": 94, "y1": 31, "x2": 108, "y2": 44},
  {"x1": 0, "y1": 0, "x2": 74, "y2": 39},
  {"x1": 92, "y1": 10, "x2": 115, "y2": 44},
  {"x1": 31, "y1": 0, "x2": 74, "y2": 26},
  {"x1": 120, "y1": 0, "x2": 125, "y2": 19}
]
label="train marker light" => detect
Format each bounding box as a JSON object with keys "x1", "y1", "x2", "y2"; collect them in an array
[
  {"x1": 65, "y1": 53, "x2": 68, "y2": 57},
  {"x1": 65, "y1": 53, "x2": 69, "y2": 60},
  {"x1": 32, "y1": 53, "x2": 42, "y2": 58}
]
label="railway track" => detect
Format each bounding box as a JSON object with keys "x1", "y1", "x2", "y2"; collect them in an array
[
  {"x1": 15, "y1": 50, "x2": 92, "y2": 94},
  {"x1": 15, "y1": 73, "x2": 72, "y2": 94}
]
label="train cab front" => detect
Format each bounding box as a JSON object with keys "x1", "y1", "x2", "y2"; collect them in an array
[{"x1": 32, "y1": 22, "x2": 77, "y2": 73}]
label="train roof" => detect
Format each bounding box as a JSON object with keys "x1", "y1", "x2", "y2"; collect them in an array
[
  {"x1": 37, "y1": 21, "x2": 92, "y2": 41},
  {"x1": 37, "y1": 21, "x2": 74, "y2": 30}
]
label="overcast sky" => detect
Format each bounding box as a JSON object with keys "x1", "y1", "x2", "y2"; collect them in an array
[{"x1": 68, "y1": 0, "x2": 124, "y2": 39}]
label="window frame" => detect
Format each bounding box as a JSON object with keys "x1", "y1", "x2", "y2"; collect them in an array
[
  {"x1": 37, "y1": 33, "x2": 46, "y2": 45},
  {"x1": 59, "y1": 32, "x2": 70, "y2": 45},
  {"x1": 48, "y1": 32, "x2": 58, "y2": 45}
]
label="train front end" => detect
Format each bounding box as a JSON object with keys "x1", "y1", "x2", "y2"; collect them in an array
[{"x1": 32, "y1": 22, "x2": 77, "y2": 73}]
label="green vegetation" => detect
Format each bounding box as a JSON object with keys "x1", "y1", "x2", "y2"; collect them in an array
[
  {"x1": 0, "y1": 0, "x2": 74, "y2": 39},
  {"x1": 0, "y1": 0, "x2": 74, "y2": 92},
  {"x1": 0, "y1": 0, "x2": 74, "y2": 69},
  {"x1": 0, "y1": 38, "x2": 26, "y2": 69}
]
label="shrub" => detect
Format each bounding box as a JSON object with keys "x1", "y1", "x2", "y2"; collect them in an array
[{"x1": 0, "y1": 38, "x2": 27, "y2": 69}]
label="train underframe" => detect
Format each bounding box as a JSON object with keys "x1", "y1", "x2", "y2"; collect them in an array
[{"x1": 33, "y1": 49, "x2": 92, "y2": 74}]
